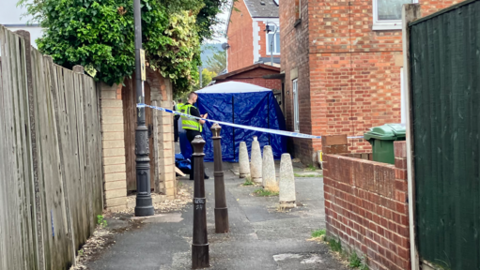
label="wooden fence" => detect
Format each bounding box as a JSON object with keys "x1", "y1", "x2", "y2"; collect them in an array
[
  {"x1": 405, "y1": 1, "x2": 480, "y2": 269},
  {"x1": 0, "y1": 25, "x2": 103, "y2": 270}
]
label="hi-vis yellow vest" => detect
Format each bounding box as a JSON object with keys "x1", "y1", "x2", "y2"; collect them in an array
[
  {"x1": 175, "y1": 103, "x2": 184, "y2": 111},
  {"x1": 181, "y1": 104, "x2": 202, "y2": 132}
]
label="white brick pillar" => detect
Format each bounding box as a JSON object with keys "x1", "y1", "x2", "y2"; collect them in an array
[{"x1": 99, "y1": 82, "x2": 127, "y2": 211}]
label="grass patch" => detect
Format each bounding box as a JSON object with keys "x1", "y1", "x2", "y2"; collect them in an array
[
  {"x1": 253, "y1": 189, "x2": 279, "y2": 197},
  {"x1": 97, "y1": 215, "x2": 107, "y2": 228},
  {"x1": 328, "y1": 238, "x2": 342, "y2": 253},
  {"x1": 307, "y1": 164, "x2": 317, "y2": 171},
  {"x1": 311, "y1": 229, "x2": 326, "y2": 238},
  {"x1": 349, "y1": 252, "x2": 362, "y2": 268},
  {"x1": 323, "y1": 236, "x2": 369, "y2": 270},
  {"x1": 242, "y1": 177, "x2": 254, "y2": 186}
]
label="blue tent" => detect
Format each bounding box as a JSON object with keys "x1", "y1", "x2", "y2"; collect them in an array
[{"x1": 179, "y1": 81, "x2": 287, "y2": 162}]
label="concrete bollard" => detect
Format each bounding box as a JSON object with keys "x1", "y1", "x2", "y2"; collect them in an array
[
  {"x1": 262, "y1": 146, "x2": 277, "y2": 192},
  {"x1": 279, "y1": 153, "x2": 296, "y2": 208},
  {"x1": 239, "y1": 141, "x2": 250, "y2": 178},
  {"x1": 250, "y1": 136, "x2": 262, "y2": 183}
]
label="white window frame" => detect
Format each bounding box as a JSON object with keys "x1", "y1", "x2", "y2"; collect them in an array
[
  {"x1": 372, "y1": 0, "x2": 418, "y2": 31},
  {"x1": 292, "y1": 79, "x2": 299, "y2": 132},
  {"x1": 265, "y1": 26, "x2": 280, "y2": 55}
]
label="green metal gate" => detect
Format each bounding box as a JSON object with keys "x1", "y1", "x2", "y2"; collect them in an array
[{"x1": 410, "y1": 0, "x2": 480, "y2": 269}]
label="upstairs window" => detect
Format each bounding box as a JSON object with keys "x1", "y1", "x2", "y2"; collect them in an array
[
  {"x1": 372, "y1": 0, "x2": 418, "y2": 30},
  {"x1": 266, "y1": 30, "x2": 280, "y2": 54}
]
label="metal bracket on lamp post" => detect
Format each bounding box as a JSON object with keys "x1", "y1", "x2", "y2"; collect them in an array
[{"x1": 134, "y1": 0, "x2": 154, "y2": 217}]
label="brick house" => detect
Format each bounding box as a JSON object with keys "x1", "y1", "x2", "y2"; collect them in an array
[
  {"x1": 226, "y1": 0, "x2": 281, "y2": 72},
  {"x1": 280, "y1": 0, "x2": 459, "y2": 165}
]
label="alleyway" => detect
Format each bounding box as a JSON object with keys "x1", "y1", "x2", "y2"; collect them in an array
[{"x1": 87, "y1": 162, "x2": 348, "y2": 270}]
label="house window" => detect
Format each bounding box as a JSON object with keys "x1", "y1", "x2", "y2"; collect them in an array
[
  {"x1": 292, "y1": 79, "x2": 299, "y2": 132},
  {"x1": 372, "y1": 0, "x2": 418, "y2": 30},
  {"x1": 266, "y1": 28, "x2": 280, "y2": 54}
]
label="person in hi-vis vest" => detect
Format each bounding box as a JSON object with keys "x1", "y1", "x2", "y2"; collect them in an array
[{"x1": 181, "y1": 92, "x2": 209, "y2": 180}]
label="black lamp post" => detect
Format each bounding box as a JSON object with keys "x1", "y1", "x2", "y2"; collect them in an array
[{"x1": 134, "y1": 0, "x2": 154, "y2": 216}]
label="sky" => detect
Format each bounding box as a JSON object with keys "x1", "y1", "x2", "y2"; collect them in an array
[
  {"x1": 1, "y1": 0, "x2": 231, "y2": 45},
  {"x1": 207, "y1": 1, "x2": 231, "y2": 44}
]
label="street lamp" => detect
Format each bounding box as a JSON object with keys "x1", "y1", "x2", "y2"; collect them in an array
[
  {"x1": 264, "y1": 21, "x2": 278, "y2": 66},
  {"x1": 133, "y1": 0, "x2": 154, "y2": 216}
]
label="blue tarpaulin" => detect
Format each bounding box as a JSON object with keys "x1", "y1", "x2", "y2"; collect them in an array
[{"x1": 179, "y1": 82, "x2": 287, "y2": 162}]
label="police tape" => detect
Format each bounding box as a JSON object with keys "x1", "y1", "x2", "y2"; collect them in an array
[{"x1": 137, "y1": 103, "x2": 364, "y2": 140}]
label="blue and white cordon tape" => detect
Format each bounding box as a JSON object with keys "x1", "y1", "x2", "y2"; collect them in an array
[{"x1": 137, "y1": 103, "x2": 363, "y2": 140}]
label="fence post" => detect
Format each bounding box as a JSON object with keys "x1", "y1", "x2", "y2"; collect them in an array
[
  {"x1": 14, "y1": 29, "x2": 44, "y2": 270},
  {"x1": 191, "y1": 135, "x2": 209, "y2": 269},
  {"x1": 402, "y1": 4, "x2": 421, "y2": 270},
  {"x1": 211, "y1": 123, "x2": 229, "y2": 233}
]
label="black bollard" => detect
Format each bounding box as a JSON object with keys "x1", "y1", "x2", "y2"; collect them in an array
[
  {"x1": 191, "y1": 135, "x2": 209, "y2": 269},
  {"x1": 210, "y1": 123, "x2": 229, "y2": 233}
]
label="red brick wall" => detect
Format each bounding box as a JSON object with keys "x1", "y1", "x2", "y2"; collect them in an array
[
  {"x1": 323, "y1": 141, "x2": 409, "y2": 270},
  {"x1": 227, "y1": 0, "x2": 254, "y2": 72},
  {"x1": 280, "y1": 0, "x2": 458, "y2": 163},
  {"x1": 280, "y1": 0, "x2": 312, "y2": 164},
  {"x1": 308, "y1": 0, "x2": 408, "y2": 156},
  {"x1": 257, "y1": 21, "x2": 267, "y2": 58}
]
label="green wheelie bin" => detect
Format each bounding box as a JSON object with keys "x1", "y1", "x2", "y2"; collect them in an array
[{"x1": 364, "y1": 124, "x2": 406, "y2": 164}]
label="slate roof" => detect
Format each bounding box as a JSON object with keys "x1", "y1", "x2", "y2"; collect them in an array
[{"x1": 244, "y1": 0, "x2": 279, "y2": 18}]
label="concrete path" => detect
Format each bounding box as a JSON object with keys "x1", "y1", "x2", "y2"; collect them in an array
[{"x1": 87, "y1": 162, "x2": 347, "y2": 270}]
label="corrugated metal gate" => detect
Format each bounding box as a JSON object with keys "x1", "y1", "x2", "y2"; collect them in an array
[{"x1": 409, "y1": 0, "x2": 480, "y2": 269}]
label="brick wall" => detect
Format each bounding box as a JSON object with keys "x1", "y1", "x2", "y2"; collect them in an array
[
  {"x1": 280, "y1": 0, "x2": 312, "y2": 164},
  {"x1": 99, "y1": 82, "x2": 127, "y2": 211},
  {"x1": 280, "y1": 0, "x2": 457, "y2": 164},
  {"x1": 227, "y1": 0, "x2": 254, "y2": 72},
  {"x1": 323, "y1": 141, "x2": 409, "y2": 270}
]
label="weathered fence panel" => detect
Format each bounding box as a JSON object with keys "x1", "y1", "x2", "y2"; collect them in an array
[
  {"x1": 409, "y1": 0, "x2": 480, "y2": 269},
  {"x1": 0, "y1": 25, "x2": 103, "y2": 270}
]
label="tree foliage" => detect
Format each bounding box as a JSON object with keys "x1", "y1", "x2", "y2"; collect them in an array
[
  {"x1": 205, "y1": 49, "x2": 226, "y2": 74},
  {"x1": 19, "y1": 0, "x2": 227, "y2": 92},
  {"x1": 196, "y1": 0, "x2": 229, "y2": 42},
  {"x1": 201, "y1": 68, "x2": 216, "y2": 87}
]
